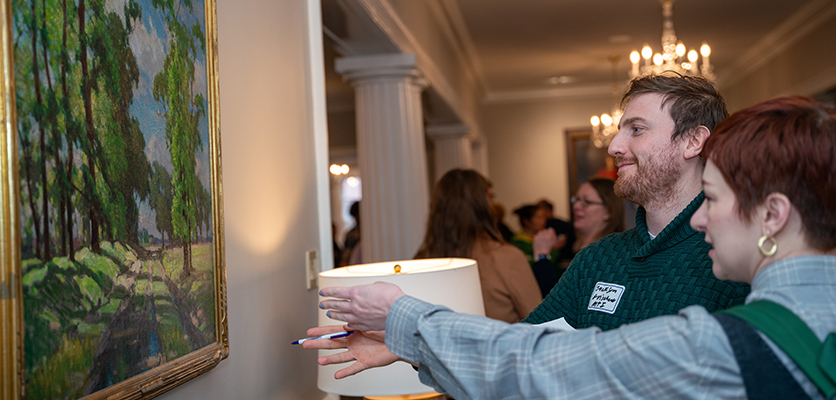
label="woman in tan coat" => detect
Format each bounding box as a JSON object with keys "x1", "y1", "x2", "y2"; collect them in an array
[{"x1": 414, "y1": 169, "x2": 542, "y2": 323}]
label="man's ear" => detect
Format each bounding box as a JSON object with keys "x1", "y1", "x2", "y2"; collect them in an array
[
  {"x1": 682, "y1": 125, "x2": 710, "y2": 160},
  {"x1": 761, "y1": 193, "x2": 792, "y2": 236}
]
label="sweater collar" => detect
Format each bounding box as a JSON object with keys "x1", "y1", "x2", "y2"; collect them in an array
[{"x1": 633, "y1": 192, "x2": 705, "y2": 258}]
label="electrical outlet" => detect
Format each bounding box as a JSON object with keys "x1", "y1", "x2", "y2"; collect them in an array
[{"x1": 305, "y1": 250, "x2": 318, "y2": 290}]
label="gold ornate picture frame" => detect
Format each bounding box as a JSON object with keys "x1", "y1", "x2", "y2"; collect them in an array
[{"x1": 0, "y1": 0, "x2": 227, "y2": 398}]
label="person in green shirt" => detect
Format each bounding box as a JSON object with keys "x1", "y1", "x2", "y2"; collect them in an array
[{"x1": 525, "y1": 73, "x2": 750, "y2": 330}]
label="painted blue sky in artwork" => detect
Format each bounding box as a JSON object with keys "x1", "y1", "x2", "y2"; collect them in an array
[{"x1": 115, "y1": 0, "x2": 211, "y2": 238}]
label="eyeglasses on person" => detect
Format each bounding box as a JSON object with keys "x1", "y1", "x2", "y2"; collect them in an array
[{"x1": 570, "y1": 196, "x2": 604, "y2": 208}]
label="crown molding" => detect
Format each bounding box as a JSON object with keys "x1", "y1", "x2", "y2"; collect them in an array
[
  {"x1": 354, "y1": 0, "x2": 479, "y2": 126},
  {"x1": 431, "y1": 0, "x2": 490, "y2": 98},
  {"x1": 355, "y1": 0, "x2": 414, "y2": 53},
  {"x1": 425, "y1": 123, "x2": 472, "y2": 140},
  {"x1": 484, "y1": 84, "x2": 613, "y2": 104},
  {"x1": 718, "y1": 0, "x2": 836, "y2": 88},
  {"x1": 784, "y1": 64, "x2": 836, "y2": 98}
]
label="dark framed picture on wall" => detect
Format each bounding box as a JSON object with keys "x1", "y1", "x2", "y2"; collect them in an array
[
  {"x1": 0, "y1": 0, "x2": 228, "y2": 398},
  {"x1": 565, "y1": 128, "x2": 618, "y2": 196}
]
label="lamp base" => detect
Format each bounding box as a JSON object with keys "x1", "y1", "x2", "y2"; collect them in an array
[{"x1": 363, "y1": 392, "x2": 446, "y2": 400}]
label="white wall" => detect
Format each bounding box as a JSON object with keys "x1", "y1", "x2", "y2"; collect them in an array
[
  {"x1": 721, "y1": 8, "x2": 836, "y2": 111},
  {"x1": 157, "y1": 0, "x2": 327, "y2": 398},
  {"x1": 481, "y1": 96, "x2": 611, "y2": 231}
]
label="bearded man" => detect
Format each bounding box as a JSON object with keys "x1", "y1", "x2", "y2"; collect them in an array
[{"x1": 524, "y1": 74, "x2": 750, "y2": 330}]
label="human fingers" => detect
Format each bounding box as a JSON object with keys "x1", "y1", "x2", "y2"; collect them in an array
[
  {"x1": 305, "y1": 325, "x2": 348, "y2": 337},
  {"x1": 534, "y1": 228, "x2": 557, "y2": 241},
  {"x1": 533, "y1": 231, "x2": 556, "y2": 256},
  {"x1": 324, "y1": 311, "x2": 374, "y2": 330},
  {"x1": 318, "y1": 298, "x2": 352, "y2": 313},
  {"x1": 301, "y1": 337, "x2": 348, "y2": 350},
  {"x1": 320, "y1": 282, "x2": 404, "y2": 331},
  {"x1": 317, "y1": 351, "x2": 356, "y2": 366},
  {"x1": 319, "y1": 286, "x2": 355, "y2": 300},
  {"x1": 334, "y1": 362, "x2": 369, "y2": 379}
]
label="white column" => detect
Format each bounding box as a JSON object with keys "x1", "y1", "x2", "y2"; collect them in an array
[
  {"x1": 426, "y1": 123, "x2": 472, "y2": 183},
  {"x1": 329, "y1": 176, "x2": 344, "y2": 248},
  {"x1": 470, "y1": 136, "x2": 490, "y2": 178},
  {"x1": 336, "y1": 53, "x2": 430, "y2": 263}
]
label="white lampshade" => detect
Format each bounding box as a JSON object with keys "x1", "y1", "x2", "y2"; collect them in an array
[{"x1": 317, "y1": 258, "x2": 485, "y2": 396}]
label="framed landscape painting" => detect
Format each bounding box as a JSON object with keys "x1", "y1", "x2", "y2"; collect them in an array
[{"x1": 0, "y1": 0, "x2": 227, "y2": 398}]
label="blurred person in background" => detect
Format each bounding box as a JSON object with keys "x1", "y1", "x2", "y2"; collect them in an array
[
  {"x1": 569, "y1": 178, "x2": 624, "y2": 252},
  {"x1": 531, "y1": 178, "x2": 624, "y2": 284},
  {"x1": 340, "y1": 201, "x2": 361, "y2": 266},
  {"x1": 537, "y1": 199, "x2": 577, "y2": 261},
  {"x1": 512, "y1": 204, "x2": 565, "y2": 297},
  {"x1": 491, "y1": 202, "x2": 515, "y2": 243},
  {"x1": 414, "y1": 169, "x2": 542, "y2": 323}
]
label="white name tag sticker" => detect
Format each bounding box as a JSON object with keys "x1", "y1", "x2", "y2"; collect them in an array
[{"x1": 588, "y1": 282, "x2": 626, "y2": 314}]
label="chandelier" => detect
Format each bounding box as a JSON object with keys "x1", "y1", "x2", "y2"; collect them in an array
[
  {"x1": 590, "y1": 0, "x2": 713, "y2": 149},
  {"x1": 630, "y1": 0, "x2": 713, "y2": 80},
  {"x1": 590, "y1": 56, "x2": 623, "y2": 149}
]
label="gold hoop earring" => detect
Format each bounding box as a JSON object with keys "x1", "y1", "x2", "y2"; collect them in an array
[{"x1": 758, "y1": 235, "x2": 777, "y2": 257}]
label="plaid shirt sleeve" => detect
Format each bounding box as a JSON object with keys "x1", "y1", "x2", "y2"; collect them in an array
[{"x1": 386, "y1": 296, "x2": 747, "y2": 400}]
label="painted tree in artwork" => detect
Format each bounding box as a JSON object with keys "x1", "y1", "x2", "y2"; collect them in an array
[
  {"x1": 150, "y1": 161, "x2": 174, "y2": 249},
  {"x1": 14, "y1": 0, "x2": 148, "y2": 259},
  {"x1": 12, "y1": 0, "x2": 40, "y2": 260},
  {"x1": 76, "y1": 0, "x2": 104, "y2": 253},
  {"x1": 52, "y1": 0, "x2": 83, "y2": 262},
  {"x1": 13, "y1": 0, "x2": 83, "y2": 260},
  {"x1": 13, "y1": 0, "x2": 53, "y2": 260},
  {"x1": 81, "y1": 0, "x2": 151, "y2": 250},
  {"x1": 152, "y1": 0, "x2": 206, "y2": 275},
  {"x1": 195, "y1": 178, "x2": 211, "y2": 239},
  {"x1": 88, "y1": 0, "x2": 151, "y2": 246}
]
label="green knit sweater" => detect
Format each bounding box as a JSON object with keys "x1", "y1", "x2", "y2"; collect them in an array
[{"x1": 523, "y1": 193, "x2": 750, "y2": 331}]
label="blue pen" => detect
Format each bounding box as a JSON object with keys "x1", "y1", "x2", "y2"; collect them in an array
[{"x1": 291, "y1": 331, "x2": 354, "y2": 345}]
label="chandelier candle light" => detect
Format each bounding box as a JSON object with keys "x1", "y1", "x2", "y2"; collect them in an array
[{"x1": 630, "y1": 0, "x2": 713, "y2": 80}]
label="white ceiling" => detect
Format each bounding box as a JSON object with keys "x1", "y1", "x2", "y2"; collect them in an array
[
  {"x1": 448, "y1": 0, "x2": 819, "y2": 97},
  {"x1": 322, "y1": 0, "x2": 834, "y2": 116}
]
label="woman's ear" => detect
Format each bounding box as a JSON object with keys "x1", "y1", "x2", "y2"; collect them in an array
[
  {"x1": 683, "y1": 125, "x2": 711, "y2": 160},
  {"x1": 761, "y1": 193, "x2": 792, "y2": 236}
]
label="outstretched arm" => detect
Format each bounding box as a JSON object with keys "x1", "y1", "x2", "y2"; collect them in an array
[{"x1": 318, "y1": 281, "x2": 406, "y2": 331}]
